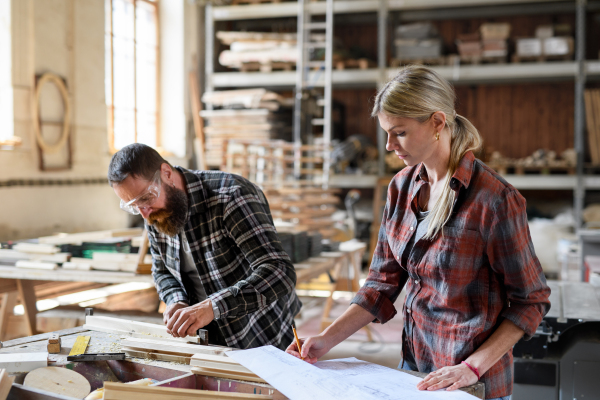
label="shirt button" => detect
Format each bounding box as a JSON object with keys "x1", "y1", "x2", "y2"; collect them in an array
[
  {"x1": 410, "y1": 226, "x2": 414, "y2": 231},
  {"x1": 415, "y1": 279, "x2": 420, "y2": 285},
  {"x1": 407, "y1": 308, "x2": 411, "y2": 313}
]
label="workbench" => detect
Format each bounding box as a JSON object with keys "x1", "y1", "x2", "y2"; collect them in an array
[
  {"x1": 0, "y1": 241, "x2": 366, "y2": 341},
  {"x1": 0, "y1": 326, "x2": 485, "y2": 399}
]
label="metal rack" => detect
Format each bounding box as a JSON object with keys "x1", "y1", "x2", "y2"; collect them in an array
[{"x1": 204, "y1": 0, "x2": 599, "y2": 226}]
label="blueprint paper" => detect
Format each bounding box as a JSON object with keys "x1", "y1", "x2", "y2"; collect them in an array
[{"x1": 227, "y1": 346, "x2": 477, "y2": 400}]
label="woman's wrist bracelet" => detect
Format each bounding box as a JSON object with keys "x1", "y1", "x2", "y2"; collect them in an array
[{"x1": 461, "y1": 361, "x2": 480, "y2": 380}]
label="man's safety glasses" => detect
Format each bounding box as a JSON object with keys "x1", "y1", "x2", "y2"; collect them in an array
[{"x1": 119, "y1": 170, "x2": 161, "y2": 215}]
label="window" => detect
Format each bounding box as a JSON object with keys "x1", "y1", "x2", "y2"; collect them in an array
[
  {"x1": 105, "y1": 0, "x2": 159, "y2": 152},
  {"x1": 0, "y1": 0, "x2": 14, "y2": 145}
]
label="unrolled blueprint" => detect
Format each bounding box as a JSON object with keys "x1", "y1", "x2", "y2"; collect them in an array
[{"x1": 227, "y1": 346, "x2": 477, "y2": 400}]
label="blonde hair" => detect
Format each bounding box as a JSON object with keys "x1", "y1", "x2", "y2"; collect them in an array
[{"x1": 372, "y1": 65, "x2": 482, "y2": 240}]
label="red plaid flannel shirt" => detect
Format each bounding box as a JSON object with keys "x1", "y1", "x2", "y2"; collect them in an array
[{"x1": 352, "y1": 151, "x2": 551, "y2": 398}]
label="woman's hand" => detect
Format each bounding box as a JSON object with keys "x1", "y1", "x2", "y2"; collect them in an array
[
  {"x1": 417, "y1": 363, "x2": 478, "y2": 392},
  {"x1": 285, "y1": 335, "x2": 332, "y2": 364}
]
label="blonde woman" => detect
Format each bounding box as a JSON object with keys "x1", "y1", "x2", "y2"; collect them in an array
[{"x1": 286, "y1": 65, "x2": 551, "y2": 400}]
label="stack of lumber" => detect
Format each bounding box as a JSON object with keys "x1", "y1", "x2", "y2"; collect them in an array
[
  {"x1": 222, "y1": 139, "x2": 331, "y2": 186},
  {"x1": 217, "y1": 31, "x2": 297, "y2": 72},
  {"x1": 1, "y1": 243, "x2": 69, "y2": 270},
  {"x1": 64, "y1": 252, "x2": 152, "y2": 273},
  {"x1": 201, "y1": 90, "x2": 293, "y2": 168},
  {"x1": 267, "y1": 187, "x2": 341, "y2": 239},
  {"x1": 38, "y1": 228, "x2": 143, "y2": 245},
  {"x1": 190, "y1": 353, "x2": 266, "y2": 383},
  {"x1": 585, "y1": 88, "x2": 600, "y2": 165}
]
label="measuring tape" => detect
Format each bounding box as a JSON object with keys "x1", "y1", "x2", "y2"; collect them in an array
[{"x1": 68, "y1": 336, "x2": 91, "y2": 356}]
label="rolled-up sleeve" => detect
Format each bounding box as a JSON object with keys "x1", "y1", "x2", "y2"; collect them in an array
[
  {"x1": 351, "y1": 201, "x2": 409, "y2": 324},
  {"x1": 486, "y1": 189, "x2": 551, "y2": 340}
]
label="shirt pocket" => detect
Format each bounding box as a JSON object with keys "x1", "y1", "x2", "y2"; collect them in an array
[{"x1": 426, "y1": 226, "x2": 484, "y2": 284}]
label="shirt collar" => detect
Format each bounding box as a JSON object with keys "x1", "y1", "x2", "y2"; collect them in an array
[
  {"x1": 174, "y1": 166, "x2": 206, "y2": 216},
  {"x1": 413, "y1": 151, "x2": 475, "y2": 191}
]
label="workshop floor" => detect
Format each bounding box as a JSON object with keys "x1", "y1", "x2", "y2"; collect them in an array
[{"x1": 295, "y1": 291, "x2": 405, "y2": 369}]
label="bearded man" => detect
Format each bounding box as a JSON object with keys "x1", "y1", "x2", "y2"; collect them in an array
[{"x1": 108, "y1": 144, "x2": 301, "y2": 350}]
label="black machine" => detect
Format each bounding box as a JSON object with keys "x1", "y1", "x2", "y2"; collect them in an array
[{"x1": 512, "y1": 281, "x2": 600, "y2": 400}]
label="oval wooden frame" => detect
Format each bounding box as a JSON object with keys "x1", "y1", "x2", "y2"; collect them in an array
[{"x1": 32, "y1": 72, "x2": 71, "y2": 154}]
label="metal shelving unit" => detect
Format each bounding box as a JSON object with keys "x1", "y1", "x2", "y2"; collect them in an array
[{"x1": 204, "y1": 0, "x2": 597, "y2": 225}]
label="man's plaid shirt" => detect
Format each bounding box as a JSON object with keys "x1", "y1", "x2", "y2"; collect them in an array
[
  {"x1": 147, "y1": 167, "x2": 301, "y2": 350},
  {"x1": 351, "y1": 151, "x2": 551, "y2": 399}
]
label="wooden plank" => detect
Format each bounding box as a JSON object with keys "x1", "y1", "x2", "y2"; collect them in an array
[
  {"x1": 12, "y1": 244, "x2": 60, "y2": 255},
  {"x1": 37, "y1": 228, "x2": 144, "y2": 245},
  {"x1": 0, "y1": 292, "x2": 17, "y2": 340},
  {"x1": 84, "y1": 316, "x2": 200, "y2": 343},
  {"x1": 120, "y1": 338, "x2": 231, "y2": 357},
  {"x1": 191, "y1": 353, "x2": 253, "y2": 374},
  {"x1": 189, "y1": 70, "x2": 207, "y2": 170},
  {"x1": 584, "y1": 90, "x2": 600, "y2": 165},
  {"x1": 16, "y1": 280, "x2": 38, "y2": 336},
  {"x1": 15, "y1": 261, "x2": 58, "y2": 271},
  {"x1": 122, "y1": 347, "x2": 191, "y2": 364},
  {"x1": 191, "y1": 367, "x2": 267, "y2": 384},
  {"x1": 0, "y1": 369, "x2": 15, "y2": 400},
  {"x1": 103, "y1": 382, "x2": 273, "y2": 400},
  {"x1": 1, "y1": 327, "x2": 90, "y2": 348},
  {"x1": 0, "y1": 352, "x2": 47, "y2": 373}
]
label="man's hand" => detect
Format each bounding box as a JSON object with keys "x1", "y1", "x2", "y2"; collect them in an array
[
  {"x1": 416, "y1": 363, "x2": 478, "y2": 392},
  {"x1": 163, "y1": 302, "x2": 188, "y2": 325},
  {"x1": 166, "y1": 299, "x2": 215, "y2": 338}
]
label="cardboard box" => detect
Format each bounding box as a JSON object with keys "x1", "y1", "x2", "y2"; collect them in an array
[
  {"x1": 516, "y1": 38, "x2": 543, "y2": 57},
  {"x1": 480, "y1": 23, "x2": 511, "y2": 40},
  {"x1": 543, "y1": 37, "x2": 574, "y2": 56},
  {"x1": 395, "y1": 38, "x2": 442, "y2": 59}
]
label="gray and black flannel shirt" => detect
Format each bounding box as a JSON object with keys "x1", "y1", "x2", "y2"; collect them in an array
[{"x1": 147, "y1": 167, "x2": 302, "y2": 350}]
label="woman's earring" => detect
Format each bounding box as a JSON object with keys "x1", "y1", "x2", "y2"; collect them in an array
[{"x1": 436, "y1": 131, "x2": 440, "y2": 141}]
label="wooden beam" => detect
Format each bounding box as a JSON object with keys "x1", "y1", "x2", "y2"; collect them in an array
[
  {"x1": 103, "y1": 382, "x2": 273, "y2": 400},
  {"x1": 120, "y1": 338, "x2": 231, "y2": 357},
  {"x1": 84, "y1": 316, "x2": 200, "y2": 344},
  {"x1": 191, "y1": 367, "x2": 267, "y2": 384},
  {"x1": 0, "y1": 369, "x2": 14, "y2": 400},
  {"x1": 16, "y1": 280, "x2": 38, "y2": 336}
]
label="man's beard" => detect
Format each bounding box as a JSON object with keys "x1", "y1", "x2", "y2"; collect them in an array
[{"x1": 147, "y1": 184, "x2": 189, "y2": 237}]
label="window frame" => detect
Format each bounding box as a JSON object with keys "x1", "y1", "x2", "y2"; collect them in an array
[{"x1": 106, "y1": 0, "x2": 161, "y2": 154}]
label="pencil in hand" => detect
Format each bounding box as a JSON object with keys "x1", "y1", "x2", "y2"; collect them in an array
[{"x1": 292, "y1": 323, "x2": 304, "y2": 361}]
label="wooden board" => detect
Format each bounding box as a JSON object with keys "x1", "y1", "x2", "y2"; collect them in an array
[
  {"x1": 23, "y1": 367, "x2": 90, "y2": 399},
  {"x1": 119, "y1": 338, "x2": 232, "y2": 357},
  {"x1": 191, "y1": 353, "x2": 253, "y2": 375},
  {"x1": 38, "y1": 228, "x2": 144, "y2": 245},
  {"x1": 103, "y1": 382, "x2": 273, "y2": 400},
  {"x1": 0, "y1": 352, "x2": 47, "y2": 373},
  {"x1": 83, "y1": 316, "x2": 200, "y2": 344},
  {"x1": 12, "y1": 244, "x2": 60, "y2": 255},
  {"x1": 15, "y1": 261, "x2": 58, "y2": 270},
  {"x1": 0, "y1": 369, "x2": 14, "y2": 400},
  {"x1": 191, "y1": 366, "x2": 267, "y2": 384},
  {"x1": 122, "y1": 347, "x2": 191, "y2": 364}
]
